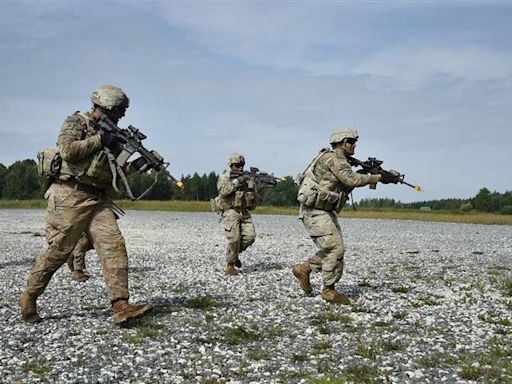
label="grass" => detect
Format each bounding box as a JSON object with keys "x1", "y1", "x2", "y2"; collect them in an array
[
  {"x1": 307, "y1": 377, "x2": 347, "y2": 384},
  {"x1": 2, "y1": 199, "x2": 512, "y2": 225},
  {"x1": 23, "y1": 359, "x2": 53, "y2": 377},
  {"x1": 343, "y1": 364, "x2": 380, "y2": 383},
  {"x1": 415, "y1": 352, "x2": 458, "y2": 368},
  {"x1": 391, "y1": 286, "x2": 410, "y2": 293},
  {"x1": 184, "y1": 296, "x2": 218, "y2": 310},
  {"x1": 222, "y1": 326, "x2": 260, "y2": 345},
  {"x1": 312, "y1": 339, "x2": 332, "y2": 353},
  {"x1": 500, "y1": 277, "x2": 512, "y2": 296},
  {"x1": 124, "y1": 324, "x2": 163, "y2": 344}
]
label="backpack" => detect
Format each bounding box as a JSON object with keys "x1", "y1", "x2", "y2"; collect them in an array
[{"x1": 37, "y1": 147, "x2": 62, "y2": 190}]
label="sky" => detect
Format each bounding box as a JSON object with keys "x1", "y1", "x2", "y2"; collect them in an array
[{"x1": 1, "y1": 1, "x2": 511, "y2": 203}]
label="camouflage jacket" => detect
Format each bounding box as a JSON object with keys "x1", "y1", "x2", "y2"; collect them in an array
[
  {"x1": 298, "y1": 148, "x2": 379, "y2": 212},
  {"x1": 58, "y1": 111, "x2": 135, "y2": 191},
  {"x1": 215, "y1": 171, "x2": 259, "y2": 211}
]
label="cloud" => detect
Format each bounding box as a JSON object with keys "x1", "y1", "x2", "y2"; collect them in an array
[{"x1": 353, "y1": 47, "x2": 512, "y2": 85}]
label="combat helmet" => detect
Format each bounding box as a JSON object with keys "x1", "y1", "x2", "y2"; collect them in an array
[
  {"x1": 91, "y1": 85, "x2": 130, "y2": 110},
  {"x1": 329, "y1": 127, "x2": 358, "y2": 144},
  {"x1": 227, "y1": 153, "x2": 245, "y2": 167}
]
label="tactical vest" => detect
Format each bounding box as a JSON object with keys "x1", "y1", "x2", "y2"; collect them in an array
[
  {"x1": 58, "y1": 112, "x2": 113, "y2": 188},
  {"x1": 212, "y1": 173, "x2": 258, "y2": 212},
  {"x1": 297, "y1": 149, "x2": 347, "y2": 213}
]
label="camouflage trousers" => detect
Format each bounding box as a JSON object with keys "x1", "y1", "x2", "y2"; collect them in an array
[
  {"x1": 25, "y1": 183, "x2": 129, "y2": 302},
  {"x1": 301, "y1": 207, "x2": 345, "y2": 286},
  {"x1": 67, "y1": 232, "x2": 92, "y2": 271},
  {"x1": 222, "y1": 208, "x2": 256, "y2": 264}
]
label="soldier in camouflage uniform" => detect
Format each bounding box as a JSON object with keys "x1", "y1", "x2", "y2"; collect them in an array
[
  {"x1": 215, "y1": 153, "x2": 259, "y2": 275},
  {"x1": 66, "y1": 232, "x2": 92, "y2": 282},
  {"x1": 19, "y1": 85, "x2": 153, "y2": 325},
  {"x1": 292, "y1": 128, "x2": 382, "y2": 304}
]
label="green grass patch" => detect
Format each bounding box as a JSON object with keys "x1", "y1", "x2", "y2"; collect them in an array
[
  {"x1": 459, "y1": 365, "x2": 482, "y2": 380},
  {"x1": 391, "y1": 286, "x2": 410, "y2": 293},
  {"x1": 23, "y1": 360, "x2": 53, "y2": 376},
  {"x1": 3, "y1": 199, "x2": 512, "y2": 224},
  {"x1": 222, "y1": 326, "x2": 260, "y2": 345},
  {"x1": 343, "y1": 364, "x2": 380, "y2": 383},
  {"x1": 379, "y1": 340, "x2": 406, "y2": 353},
  {"x1": 124, "y1": 324, "x2": 163, "y2": 344},
  {"x1": 291, "y1": 353, "x2": 308, "y2": 362},
  {"x1": 184, "y1": 296, "x2": 218, "y2": 310},
  {"x1": 356, "y1": 344, "x2": 378, "y2": 360},
  {"x1": 312, "y1": 339, "x2": 332, "y2": 353},
  {"x1": 500, "y1": 277, "x2": 512, "y2": 296},
  {"x1": 307, "y1": 377, "x2": 346, "y2": 384},
  {"x1": 415, "y1": 352, "x2": 458, "y2": 368},
  {"x1": 247, "y1": 348, "x2": 272, "y2": 360}
]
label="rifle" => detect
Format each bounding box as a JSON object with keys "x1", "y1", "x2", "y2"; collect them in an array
[
  {"x1": 347, "y1": 156, "x2": 421, "y2": 191},
  {"x1": 230, "y1": 167, "x2": 283, "y2": 189},
  {"x1": 96, "y1": 114, "x2": 184, "y2": 200}
]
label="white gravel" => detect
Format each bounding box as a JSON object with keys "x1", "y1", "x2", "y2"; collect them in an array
[{"x1": 1, "y1": 209, "x2": 511, "y2": 383}]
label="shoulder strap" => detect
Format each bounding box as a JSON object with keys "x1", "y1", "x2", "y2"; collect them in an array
[{"x1": 299, "y1": 148, "x2": 331, "y2": 186}]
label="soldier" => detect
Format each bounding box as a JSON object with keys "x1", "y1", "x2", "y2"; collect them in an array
[
  {"x1": 215, "y1": 153, "x2": 259, "y2": 275},
  {"x1": 19, "y1": 85, "x2": 153, "y2": 325},
  {"x1": 66, "y1": 233, "x2": 92, "y2": 282},
  {"x1": 292, "y1": 128, "x2": 382, "y2": 304}
]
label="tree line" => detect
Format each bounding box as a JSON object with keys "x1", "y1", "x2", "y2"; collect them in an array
[
  {"x1": 1, "y1": 159, "x2": 510, "y2": 214},
  {"x1": 0, "y1": 159, "x2": 299, "y2": 207},
  {"x1": 357, "y1": 188, "x2": 512, "y2": 215}
]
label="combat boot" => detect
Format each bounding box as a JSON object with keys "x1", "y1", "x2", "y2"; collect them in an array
[
  {"x1": 112, "y1": 299, "x2": 153, "y2": 325},
  {"x1": 292, "y1": 262, "x2": 312, "y2": 294},
  {"x1": 19, "y1": 291, "x2": 41, "y2": 323},
  {"x1": 234, "y1": 257, "x2": 242, "y2": 268},
  {"x1": 72, "y1": 270, "x2": 90, "y2": 282},
  {"x1": 321, "y1": 285, "x2": 351, "y2": 305},
  {"x1": 226, "y1": 263, "x2": 239, "y2": 276}
]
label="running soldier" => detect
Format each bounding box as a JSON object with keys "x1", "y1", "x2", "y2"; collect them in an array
[
  {"x1": 293, "y1": 128, "x2": 382, "y2": 304},
  {"x1": 20, "y1": 85, "x2": 153, "y2": 325}
]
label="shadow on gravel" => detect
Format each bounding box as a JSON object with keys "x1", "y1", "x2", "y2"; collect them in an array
[
  {"x1": 0, "y1": 257, "x2": 35, "y2": 269},
  {"x1": 148, "y1": 294, "x2": 231, "y2": 316},
  {"x1": 128, "y1": 265, "x2": 157, "y2": 273},
  {"x1": 241, "y1": 261, "x2": 287, "y2": 273},
  {"x1": 44, "y1": 305, "x2": 111, "y2": 322}
]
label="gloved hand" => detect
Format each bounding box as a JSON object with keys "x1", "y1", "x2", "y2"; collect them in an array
[
  {"x1": 232, "y1": 174, "x2": 247, "y2": 188},
  {"x1": 100, "y1": 130, "x2": 118, "y2": 149},
  {"x1": 379, "y1": 170, "x2": 399, "y2": 184}
]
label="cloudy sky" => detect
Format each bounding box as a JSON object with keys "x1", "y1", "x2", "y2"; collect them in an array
[{"x1": 1, "y1": 1, "x2": 511, "y2": 203}]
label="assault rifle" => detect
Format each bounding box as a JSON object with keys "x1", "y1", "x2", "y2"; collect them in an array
[
  {"x1": 230, "y1": 167, "x2": 283, "y2": 189},
  {"x1": 96, "y1": 114, "x2": 184, "y2": 200},
  {"x1": 347, "y1": 156, "x2": 421, "y2": 191}
]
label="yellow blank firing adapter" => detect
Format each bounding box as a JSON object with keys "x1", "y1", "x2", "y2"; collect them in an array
[
  {"x1": 176, "y1": 180, "x2": 185, "y2": 189},
  {"x1": 414, "y1": 185, "x2": 422, "y2": 191}
]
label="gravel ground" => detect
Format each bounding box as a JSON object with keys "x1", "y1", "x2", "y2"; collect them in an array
[{"x1": 0, "y1": 209, "x2": 511, "y2": 384}]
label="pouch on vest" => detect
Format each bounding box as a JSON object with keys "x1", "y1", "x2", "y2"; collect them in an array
[
  {"x1": 297, "y1": 178, "x2": 319, "y2": 207},
  {"x1": 244, "y1": 191, "x2": 257, "y2": 210},
  {"x1": 37, "y1": 147, "x2": 62, "y2": 190},
  {"x1": 85, "y1": 150, "x2": 112, "y2": 183},
  {"x1": 210, "y1": 196, "x2": 223, "y2": 213},
  {"x1": 314, "y1": 190, "x2": 342, "y2": 211}
]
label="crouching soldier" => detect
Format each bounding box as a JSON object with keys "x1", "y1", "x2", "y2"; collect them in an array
[{"x1": 293, "y1": 128, "x2": 382, "y2": 304}]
